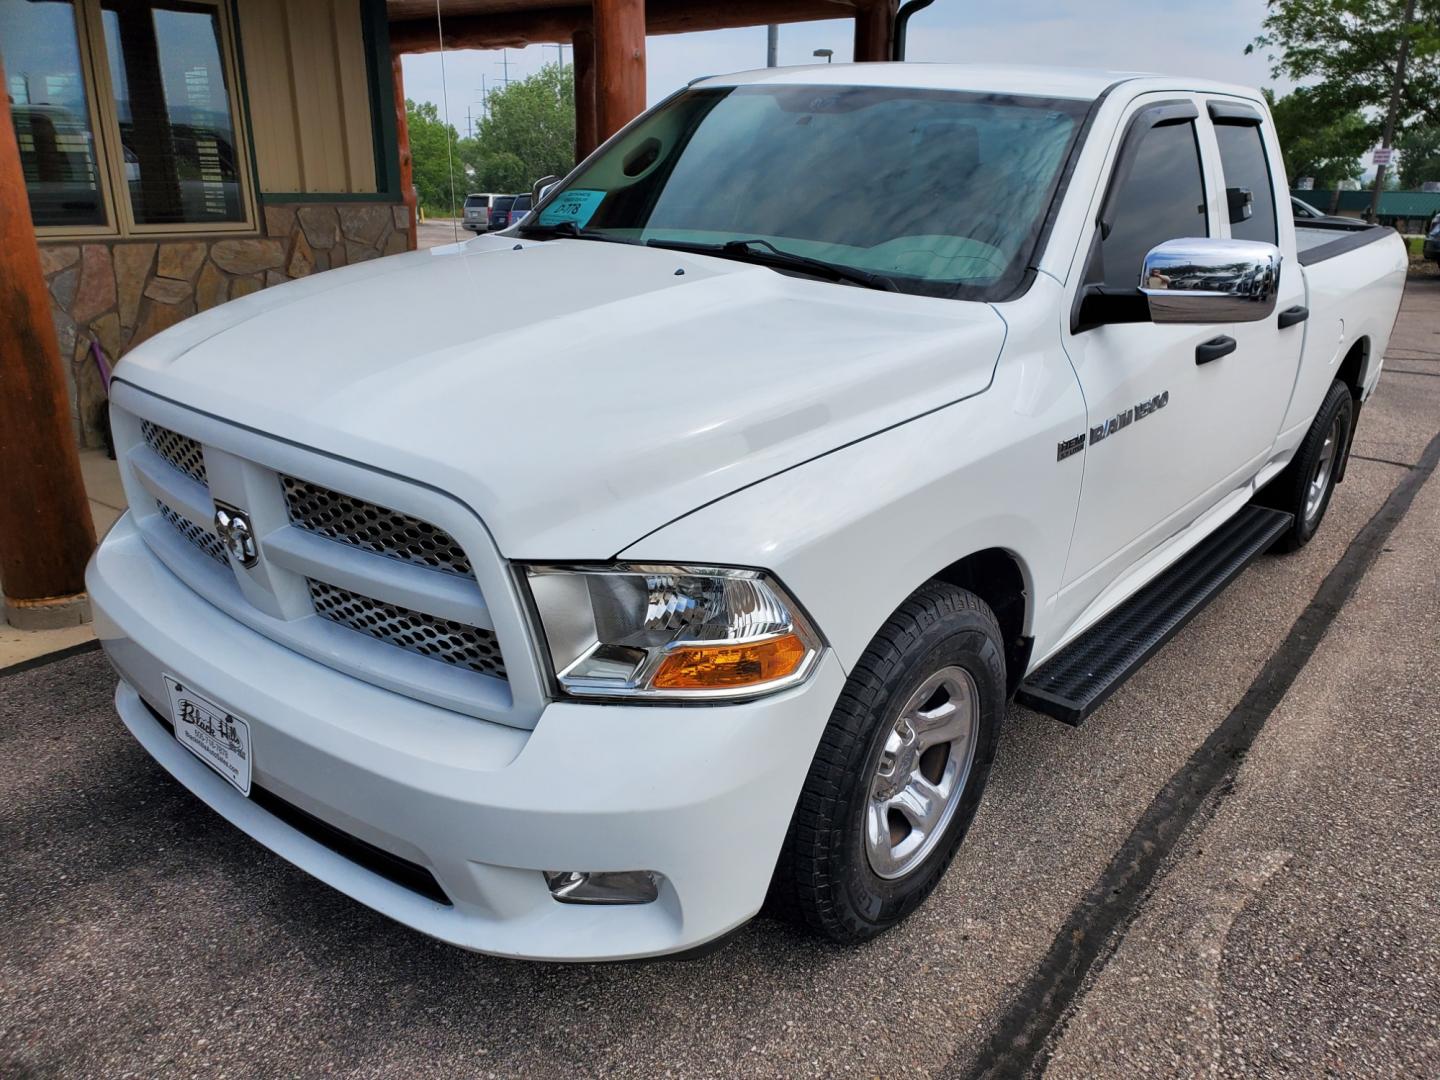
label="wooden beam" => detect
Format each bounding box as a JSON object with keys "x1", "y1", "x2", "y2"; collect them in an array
[
  {"x1": 388, "y1": 0, "x2": 858, "y2": 54},
  {"x1": 572, "y1": 25, "x2": 599, "y2": 161},
  {"x1": 852, "y1": 0, "x2": 895, "y2": 62},
  {"x1": 392, "y1": 55, "x2": 418, "y2": 249},
  {"x1": 390, "y1": 8, "x2": 587, "y2": 53},
  {"x1": 0, "y1": 56, "x2": 97, "y2": 628},
  {"x1": 594, "y1": 0, "x2": 646, "y2": 142}
]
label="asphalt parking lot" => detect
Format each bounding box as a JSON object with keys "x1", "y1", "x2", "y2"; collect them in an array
[{"x1": 3, "y1": 278, "x2": 1438, "y2": 1079}]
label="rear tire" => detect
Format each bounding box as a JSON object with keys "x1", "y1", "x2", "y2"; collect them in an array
[
  {"x1": 1265, "y1": 379, "x2": 1354, "y2": 552},
  {"x1": 770, "y1": 582, "x2": 1005, "y2": 943}
]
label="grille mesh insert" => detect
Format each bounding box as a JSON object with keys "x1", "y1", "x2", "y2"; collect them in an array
[
  {"x1": 281, "y1": 477, "x2": 473, "y2": 578},
  {"x1": 307, "y1": 580, "x2": 506, "y2": 679},
  {"x1": 156, "y1": 501, "x2": 228, "y2": 566},
  {"x1": 142, "y1": 421, "x2": 207, "y2": 486}
]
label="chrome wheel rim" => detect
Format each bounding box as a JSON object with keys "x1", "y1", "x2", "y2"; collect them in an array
[
  {"x1": 864, "y1": 666, "x2": 979, "y2": 880},
  {"x1": 1304, "y1": 412, "x2": 1344, "y2": 527}
]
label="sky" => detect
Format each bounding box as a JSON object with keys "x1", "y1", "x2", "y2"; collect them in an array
[{"x1": 400, "y1": 0, "x2": 1295, "y2": 139}]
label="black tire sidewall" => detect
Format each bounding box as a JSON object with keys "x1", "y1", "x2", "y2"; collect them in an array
[
  {"x1": 829, "y1": 600, "x2": 1005, "y2": 936},
  {"x1": 1289, "y1": 382, "x2": 1354, "y2": 547}
]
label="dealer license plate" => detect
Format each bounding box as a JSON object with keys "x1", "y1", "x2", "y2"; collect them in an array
[{"x1": 164, "y1": 676, "x2": 252, "y2": 796}]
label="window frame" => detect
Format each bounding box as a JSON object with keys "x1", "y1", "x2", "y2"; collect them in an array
[
  {"x1": 25, "y1": 0, "x2": 258, "y2": 239},
  {"x1": 1205, "y1": 100, "x2": 1279, "y2": 247},
  {"x1": 1066, "y1": 92, "x2": 1223, "y2": 335}
]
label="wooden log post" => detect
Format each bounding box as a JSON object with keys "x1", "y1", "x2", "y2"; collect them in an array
[
  {"x1": 593, "y1": 0, "x2": 646, "y2": 142},
  {"x1": 572, "y1": 25, "x2": 599, "y2": 162},
  {"x1": 0, "y1": 59, "x2": 97, "y2": 629},
  {"x1": 853, "y1": 0, "x2": 896, "y2": 62},
  {"x1": 393, "y1": 54, "x2": 418, "y2": 250}
]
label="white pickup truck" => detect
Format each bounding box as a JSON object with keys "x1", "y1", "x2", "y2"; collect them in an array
[{"x1": 89, "y1": 64, "x2": 1408, "y2": 961}]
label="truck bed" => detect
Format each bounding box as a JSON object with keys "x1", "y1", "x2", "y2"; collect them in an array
[{"x1": 1296, "y1": 220, "x2": 1394, "y2": 265}]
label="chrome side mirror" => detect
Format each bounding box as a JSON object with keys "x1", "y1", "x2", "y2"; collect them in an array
[{"x1": 1141, "y1": 238, "x2": 1281, "y2": 324}]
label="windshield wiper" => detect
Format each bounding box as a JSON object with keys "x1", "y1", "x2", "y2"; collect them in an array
[
  {"x1": 646, "y1": 237, "x2": 899, "y2": 292},
  {"x1": 515, "y1": 219, "x2": 636, "y2": 245}
]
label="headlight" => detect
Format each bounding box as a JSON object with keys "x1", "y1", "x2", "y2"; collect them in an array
[{"x1": 523, "y1": 563, "x2": 822, "y2": 701}]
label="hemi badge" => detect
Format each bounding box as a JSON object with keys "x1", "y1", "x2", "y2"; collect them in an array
[{"x1": 1056, "y1": 434, "x2": 1085, "y2": 461}]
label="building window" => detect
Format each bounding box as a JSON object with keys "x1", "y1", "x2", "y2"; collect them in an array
[
  {"x1": 1, "y1": 1, "x2": 107, "y2": 228},
  {"x1": 2, "y1": 0, "x2": 253, "y2": 236}
]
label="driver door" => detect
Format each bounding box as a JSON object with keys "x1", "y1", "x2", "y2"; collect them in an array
[{"x1": 1053, "y1": 95, "x2": 1294, "y2": 633}]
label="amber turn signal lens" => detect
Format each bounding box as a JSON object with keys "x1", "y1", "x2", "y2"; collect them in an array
[{"x1": 651, "y1": 633, "x2": 809, "y2": 690}]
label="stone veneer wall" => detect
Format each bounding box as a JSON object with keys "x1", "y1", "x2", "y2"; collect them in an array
[{"x1": 38, "y1": 200, "x2": 410, "y2": 450}]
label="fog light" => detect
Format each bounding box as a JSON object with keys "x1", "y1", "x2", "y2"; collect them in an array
[{"x1": 544, "y1": 870, "x2": 660, "y2": 905}]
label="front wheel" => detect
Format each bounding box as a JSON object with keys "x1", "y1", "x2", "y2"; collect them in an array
[
  {"x1": 770, "y1": 582, "x2": 1005, "y2": 943},
  {"x1": 1265, "y1": 380, "x2": 1354, "y2": 552}
]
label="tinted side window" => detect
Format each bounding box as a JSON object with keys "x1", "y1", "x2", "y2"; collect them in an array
[
  {"x1": 1098, "y1": 121, "x2": 1208, "y2": 289},
  {"x1": 1215, "y1": 123, "x2": 1278, "y2": 244}
]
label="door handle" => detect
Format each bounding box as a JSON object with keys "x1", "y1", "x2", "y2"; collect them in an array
[
  {"x1": 1196, "y1": 335, "x2": 1237, "y2": 365},
  {"x1": 1278, "y1": 305, "x2": 1309, "y2": 329}
]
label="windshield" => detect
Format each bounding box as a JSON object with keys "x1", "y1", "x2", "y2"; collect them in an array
[
  {"x1": 532, "y1": 85, "x2": 1089, "y2": 299},
  {"x1": 493, "y1": 196, "x2": 516, "y2": 212},
  {"x1": 465, "y1": 195, "x2": 487, "y2": 208}
]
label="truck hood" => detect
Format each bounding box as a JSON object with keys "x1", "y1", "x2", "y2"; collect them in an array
[{"x1": 117, "y1": 235, "x2": 1006, "y2": 556}]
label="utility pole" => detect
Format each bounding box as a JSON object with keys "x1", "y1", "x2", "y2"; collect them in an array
[
  {"x1": 767, "y1": 25, "x2": 779, "y2": 67},
  {"x1": 1369, "y1": 0, "x2": 1417, "y2": 223},
  {"x1": 497, "y1": 50, "x2": 511, "y2": 87}
]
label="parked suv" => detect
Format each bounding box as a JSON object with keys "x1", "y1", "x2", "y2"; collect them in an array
[
  {"x1": 462, "y1": 193, "x2": 497, "y2": 232},
  {"x1": 1425, "y1": 216, "x2": 1440, "y2": 268},
  {"x1": 487, "y1": 194, "x2": 517, "y2": 230}
]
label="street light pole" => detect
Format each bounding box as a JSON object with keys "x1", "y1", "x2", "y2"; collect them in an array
[{"x1": 767, "y1": 24, "x2": 779, "y2": 67}]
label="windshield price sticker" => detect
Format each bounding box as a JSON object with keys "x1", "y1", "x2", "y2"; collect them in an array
[{"x1": 538, "y1": 189, "x2": 605, "y2": 228}]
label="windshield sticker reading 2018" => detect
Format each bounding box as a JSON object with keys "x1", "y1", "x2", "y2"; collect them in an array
[{"x1": 539, "y1": 189, "x2": 605, "y2": 228}]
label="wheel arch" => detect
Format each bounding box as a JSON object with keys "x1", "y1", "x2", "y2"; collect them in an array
[
  {"x1": 1336, "y1": 336, "x2": 1370, "y2": 400},
  {"x1": 930, "y1": 547, "x2": 1033, "y2": 697}
]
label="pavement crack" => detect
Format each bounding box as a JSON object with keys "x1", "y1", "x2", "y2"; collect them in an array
[{"x1": 947, "y1": 427, "x2": 1440, "y2": 1080}]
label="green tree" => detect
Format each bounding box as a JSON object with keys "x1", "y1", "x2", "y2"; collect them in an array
[
  {"x1": 405, "y1": 98, "x2": 464, "y2": 216},
  {"x1": 1248, "y1": 1, "x2": 1440, "y2": 130},
  {"x1": 459, "y1": 63, "x2": 576, "y2": 194},
  {"x1": 1397, "y1": 125, "x2": 1440, "y2": 187},
  {"x1": 1264, "y1": 88, "x2": 1374, "y2": 188}
]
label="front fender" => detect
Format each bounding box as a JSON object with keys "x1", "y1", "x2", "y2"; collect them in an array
[{"x1": 618, "y1": 326, "x2": 1087, "y2": 672}]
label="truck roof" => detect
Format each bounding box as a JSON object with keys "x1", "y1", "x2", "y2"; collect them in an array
[{"x1": 693, "y1": 63, "x2": 1260, "y2": 105}]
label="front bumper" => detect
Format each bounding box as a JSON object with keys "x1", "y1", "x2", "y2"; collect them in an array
[{"x1": 89, "y1": 513, "x2": 844, "y2": 961}]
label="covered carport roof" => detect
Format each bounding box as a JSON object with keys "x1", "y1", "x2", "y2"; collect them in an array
[
  {"x1": 386, "y1": 0, "x2": 882, "y2": 52},
  {"x1": 384, "y1": 0, "x2": 903, "y2": 188}
]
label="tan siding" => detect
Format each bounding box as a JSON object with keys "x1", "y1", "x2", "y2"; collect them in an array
[
  {"x1": 332, "y1": 1, "x2": 378, "y2": 193},
  {"x1": 236, "y1": 0, "x2": 377, "y2": 195}
]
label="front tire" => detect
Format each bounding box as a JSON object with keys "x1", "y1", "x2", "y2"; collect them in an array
[
  {"x1": 771, "y1": 582, "x2": 1005, "y2": 943},
  {"x1": 1266, "y1": 380, "x2": 1354, "y2": 552}
]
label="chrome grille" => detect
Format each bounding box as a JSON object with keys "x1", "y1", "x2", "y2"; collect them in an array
[
  {"x1": 142, "y1": 421, "x2": 207, "y2": 486},
  {"x1": 281, "y1": 477, "x2": 473, "y2": 578},
  {"x1": 307, "y1": 580, "x2": 506, "y2": 679},
  {"x1": 157, "y1": 501, "x2": 228, "y2": 566}
]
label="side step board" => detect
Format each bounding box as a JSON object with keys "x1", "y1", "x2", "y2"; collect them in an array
[{"x1": 1018, "y1": 505, "x2": 1294, "y2": 726}]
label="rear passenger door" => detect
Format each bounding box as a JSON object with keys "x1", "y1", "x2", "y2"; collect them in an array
[{"x1": 1203, "y1": 98, "x2": 1305, "y2": 452}]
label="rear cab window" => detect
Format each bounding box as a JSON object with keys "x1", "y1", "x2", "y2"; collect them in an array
[{"x1": 1211, "y1": 109, "x2": 1278, "y2": 245}]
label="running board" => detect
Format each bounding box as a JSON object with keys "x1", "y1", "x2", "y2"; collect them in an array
[{"x1": 1018, "y1": 505, "x2": 1293, "y2": 726}]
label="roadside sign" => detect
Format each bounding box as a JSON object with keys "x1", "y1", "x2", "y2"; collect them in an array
[{"x1": 1373, "y1": 147, "x2": 1395, "y2": 166}]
